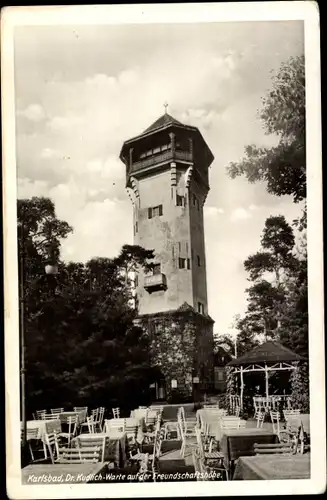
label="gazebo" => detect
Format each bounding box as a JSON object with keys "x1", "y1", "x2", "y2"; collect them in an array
[{"x1": 226, "y1": 341, "x2": 305, "y2": 411}]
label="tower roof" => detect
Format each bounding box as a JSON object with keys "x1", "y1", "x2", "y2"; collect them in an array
[{"x1": 143, "y1": 113, "x2": 184, "y2": 134}]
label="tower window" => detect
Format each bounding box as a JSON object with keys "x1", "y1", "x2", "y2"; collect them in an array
[
  {"x1": 179, "y1": 258, "x2": 190, "y2": 270},
  {"x1": 135, "y1": 221, "x2": 138, "y2": 233},
  {"x1": 152, "y1": 263, "x2": 161, "y2": 275},
  {"x1": 176, "y1": 194, "x2": 185, "y2": 207},
  {"x1": 148, "y1": 204, "x2": 163, "y2": 218},
  {"x1": 178, "y1": 242, "x2": 181, "y2": 253},
  {"x1": 198, "y1": 302, "x2": 204, "y2": 314},
  {"x1": 197, "y1": 255, "x2": 201, "y2": 267},
  {"x1": 135, "y1": 274, "x2": 138, "y2": 287},
  {"x1": 178, "y1": 258, "x2": 186, "y2": 269},
  {"x1": 193, "y1": 194, "x2": 197, "y2": 206}
]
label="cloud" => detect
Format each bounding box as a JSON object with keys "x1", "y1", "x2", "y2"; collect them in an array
[
  {"x1": 40, "y1": 147, "x2": 61, "y2": 159},
  {"x1": 230, "y1": 207, "x2": 252, "y2": 222},
  {"x1": 47, "y1": 113, "x2": 83, "y2": 132},
  {"x1": 18, "y1": 103, "x2": 46, "y2": 122},
  {"x1": 249, "y1": 204, "x2": 259, "y2": 211},
  {"x1": 204, "y1": 206, "x2": 225, "y2": 217}
]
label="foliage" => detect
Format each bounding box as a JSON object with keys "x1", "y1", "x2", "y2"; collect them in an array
[
  {"x1": 19, "y1": 197, "x2": 156, "y2": 416},
  {"x1": 213, "y1": 333, "x2": 235, "y2": 359},
  {"x1": 227, "y1": 55, "x2": 305, "y2": 202},
  {"x1": 289, "y1": 361, "x2": 309, "y2": 412}
]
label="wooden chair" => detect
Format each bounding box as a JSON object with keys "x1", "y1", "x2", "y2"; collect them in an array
[
  {"x1": 36, "y1": 410, "x2": 47, "y2": 420},
  {"x1": 220, "y1": 416, "x2": 241, "y2": 431},
  {"x1": 144, "y1": 414, "x2": 161, "y2": 444},
  {"x1": 178, "y1": 407, "x2": 197, "y2": 436},
  {"x1": 58, "y1": 415, "x2": 79, "y2": 444},
  {"x1": 45, "y1": 413, "x2": 60, "y2": 420},
  {"x1": 51, "y1": 408, "x2": 64, "y2": 415},
  {"x1": 270, "y1": 411, "x2": 281, "y2": 437},
  {"x1": 45, "y1": 431, "x2": 61, "y2": 463},
  {"x1": 57, "y1": 446, "x2": 101, "y2": 463},
  {"x1": 23, "y1": 427, "x2": 41, "y2": 462},
  {"x1": 192, "y1": 447, "x2": 207, "y2": 480},
  {"x1": 80, "y1": 415, "x2": 95, "y2": 434},
  {"x1": 195, "y1": 427, "x2": 228, "y2": 478},
  {"x1": 253, "y1": 442, "x2": 295, "y2": 455},
  {"x1": 112, "y1": 407, "x2": 120, "y2": 419},
  {"x1": 256, "y1": 412, "x2": 265, "y2": 428},
  {"x1": 76, "y1": 435, "x2": 107, "y2": 462},
  {"x1": 93, "y1": 407, "x2": 105, "y2": 432},
  {"x1": 74, "y1": 406, "x2": 88, "y2": 412}
]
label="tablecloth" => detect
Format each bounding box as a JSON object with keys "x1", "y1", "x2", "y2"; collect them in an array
[
  {"x1": 196, "y1": 410, "x2": 246, "y2": 440},
  {"x1": 233, "y1": 454, "x2": 311, "y2": 480},
  {"x1": 219, "y1": 428, "x2": 278, "y2": 472},
  {"x1": 71, "y1": 432, "x2": 128, "y2": 468},
  {"x1": 25, "y1": 419, "x2": 62, "y2": 442},
  {"x1": 285, "y1": 414, "x2": 310, "y2": 435}
]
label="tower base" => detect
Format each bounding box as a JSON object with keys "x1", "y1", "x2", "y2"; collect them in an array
[{"x1": 135, "y1": 303, "x2": 214, "y2": 403}]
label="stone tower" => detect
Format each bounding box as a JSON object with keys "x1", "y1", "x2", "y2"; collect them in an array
[{"x1": 120, "y1": 111, "x2": 215, "y2": 401}]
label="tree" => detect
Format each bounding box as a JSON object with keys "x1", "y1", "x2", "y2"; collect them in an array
[
  {"x1": 213, "y1": 333, "x2": 235, "y2": 358},
  {"x1": 19, "y1": 197, "x2": 157, "y2": 415},
  {"x1": 227, "y1": 55, "x2": 305, "y2": 203}
]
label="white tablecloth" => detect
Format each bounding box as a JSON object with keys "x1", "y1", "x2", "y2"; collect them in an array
[{"x1": 24, "y1": 419, "x2": 61, "y2": 441}]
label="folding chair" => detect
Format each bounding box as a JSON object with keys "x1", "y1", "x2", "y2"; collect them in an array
[
  {"x1": 51, "y1": 408, "x2": 64, "y2": 415},
  {"x1": 256, "y1": 412, "x2": 265, "y2": 428},
  {"x1": 45, "y1": 413, "x2": 60, "y2": 420},
  {"x1": 58, "y1": 415, "x2": 79, "y2": 444},
  {"x1": 45, "y1": 431, "x2": 61, "y2": 463},
  {"x1": 195, "y1": 427, "x2": 228, "y2": 478},
  {"x1": 221, "y1": 416, "x2": 241, "y2": 431},
  {"x1": 23, "y1": 428, "x2": 41, "y2": 462},
  {"x1": 76, "y1": 435, "x2": 107, "y2": 462},
  {"x1": 270, "y1": 411, "x2": 281, "y2": 438},
  {"x1": 36, "y1": 410, "x2": 47, "y2": 420},
  {"x1": 93, "y1": 407, "x2": 105, "y2": 432},
  {"x1": 57, "y1": 446, "x2": 101, "y2": 463},
  {"x1": 112, "y1": 407, "x2": 120, "y2": 419}
]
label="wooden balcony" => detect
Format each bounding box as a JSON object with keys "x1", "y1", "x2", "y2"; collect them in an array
[
  {"x1": 131, "y1": 150, "x2": 192, "y2": 174},
  {"x1": 144, "y1": 273, "x2": 167, "y2": 293}
]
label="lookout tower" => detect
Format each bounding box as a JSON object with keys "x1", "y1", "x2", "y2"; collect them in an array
[{"x1": 120, "y1": 110, "x2": 215, "y2": 401}]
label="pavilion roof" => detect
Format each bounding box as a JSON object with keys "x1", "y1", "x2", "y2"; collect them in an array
[{"x1": 227, "y1": 340, "x2": 305, "y2": 366}]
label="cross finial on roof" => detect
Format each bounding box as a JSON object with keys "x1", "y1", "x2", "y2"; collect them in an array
[{"x1": 164, "y1": 101, "x2": 168, "y2": 114}]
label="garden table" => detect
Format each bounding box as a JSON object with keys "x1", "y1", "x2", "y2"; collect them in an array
[
  {"x1": 71, "y1": 432, "x2": 128, "y2": 468},
  {"x1": 232, "y1": 453, "x2": 310, "y2": 480},
  {"x1": 24, "y1": 419, "x2": 62, "y2": 441},
  {"x1": 219, "y1": 428, "x2": 278, "y2": 474},
  {"x1": 21, "y1": 462, "x2": 109, "y2": 484}
]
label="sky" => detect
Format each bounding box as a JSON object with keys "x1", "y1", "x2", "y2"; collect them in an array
[{"x1": 14, "y1": 20, "x2": 305, "y2": 335}]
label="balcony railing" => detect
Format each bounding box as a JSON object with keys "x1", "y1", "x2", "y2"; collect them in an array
[
  {"x1": 144, "y1": 273, "x2": 167, "y2": 292},
  {"x1": 131, "y1": 150, "x2": 193, "y2": 173}
]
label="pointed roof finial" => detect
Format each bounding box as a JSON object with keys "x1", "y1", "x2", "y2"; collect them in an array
[{"x1": 164, "y1": 101, "x2": 168, "y2": 114}]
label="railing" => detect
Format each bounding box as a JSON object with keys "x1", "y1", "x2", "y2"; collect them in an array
[
  {"x1": 131, "y1": 150, "x2": 193, "y2": 173},
  {"x1": 144, "y1": 273, "x2": 167, "y2": 291}
]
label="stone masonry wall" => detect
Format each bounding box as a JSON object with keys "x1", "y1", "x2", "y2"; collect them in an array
[{"x1": 138, "y1": 306, "x2": 214, "y2": 402}]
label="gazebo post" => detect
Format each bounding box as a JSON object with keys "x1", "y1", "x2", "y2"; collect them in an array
[
  {"x1": 265, "y1": 363, "x2": 269, "y2": 401},
  {"x1": 240, "y1": 366, "x2": 244, "y2": 411}
]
